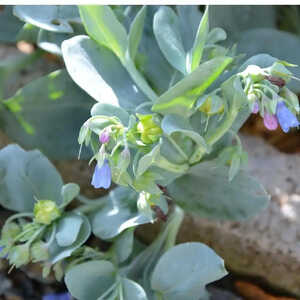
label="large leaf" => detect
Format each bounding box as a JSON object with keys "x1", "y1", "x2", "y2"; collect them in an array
[
  {"x1": 13, "y1": 5, "x2": 80, "y2": 33},
  {"x1": 168, "y1": 161, "x2": 270, "y2": 221},
  {"x1": 65, "y1": 260, "x2": 116, "y2": 300},
  {"x1": 48, "y1": 213, "x2": 91, "y2": 263},
  {"x1": 128, "y1": 6, "x2": 147, "y2": 60},
  {"x1": 209, "y1": 6, "x2": 276, "y2": 43},
  {"x1": 138, "y1": 6, "x2": 176, "y2": 95},
  {"x1": 0, "y1": 69, "x2": 94, "y2": 160},
  {"x1": 154, "y1": 7, "x2": 186, "y2": 74},
  {"x1": 0, "y1": 144, "x2": 63, "y2": 212},
  {"x1": 176, "y1": 6, "x2": 202, "y2": 52},
  {"x1": 79, "y1": 5, "x2": 128, "y2": 61},
  {"x1": 62, "y1": 35, "x2": 148, "y2": 112},
  {"x1": 0, "y1": 6, "x2": 24, "y2": 42},
  {"x1": 91, "y1": 187, "x2": 152, "y2": 240},
  {"x1": 237, "y1": 28, "x2": 300, "y2": 93},
  {"x1": 190, "y1": 6, "x2": 209, "y2": 72},
  {"x1": 151, "y1": 242, "x2": 227, "y2": 300},
  {"x1": 152, "y1": 56, "x2": 232, "y2": 116}
]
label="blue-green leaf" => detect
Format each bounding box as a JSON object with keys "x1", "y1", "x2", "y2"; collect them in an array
[
  {"x1": 0, "y1": 69, "x2": 94, "y2": 160},
  {"x1": 154, "y1": 7, "x2": 186, "y2": 74},
  {"x1": 14, "y1": 5, "x2": 80, "y2": 33},
  {"x1": 65, "y1": 260, "x2": 116, "y2": 300},
  {"x1": 162, "y1": 114, "x2": 209, "y2": 154},
  {"x1": 176, "y1": 6, "x2": 202, "y2": 52},
  {"x1": 0, "y1": 144, "x2": 63, "y2": 212},
  {"x1": 62, "y1": 35, "x2": 147, "y2": 112},
  {"x1": 237, "y1": 28, "x2": 300, "y2": 93},
  {"x1": 61, "y1": 183, "x2": 80, "y2": 207},
  {"x1": 121, "y1": 278, "x2": 148, "y2": 300},
  {"x1": 113, "y1": 229, "x2": 134, "y2": 264},
  {"x1": 91, "y1": 103, "x2": 130, "y2": 126},
  {"x1": 128, "y1": 6, "x2": 147, "y2": 60},
  {"x1": 151, "y1": 242, "x2": 227, "y2": 300},
  {"x1": 79, "y1": 5, "x2": 128, "y2": 62},
  {"x1": 0, "y1": 6, "x2": 24, "y2": 42},
  {"x1": 152, "y1": 56, "x2": 232, "y2": 116},
  {"x1": 48, "y1": 213, "x2": 91, "y2": 263},
  {"x1": 55, "y1": 213, "x2": 83, "y2": 247},
  {"x1": 168, "y1": 160, "x2": 270, "y2": 221},
  {"x1": 91, "y1": 187, "x2": 152, "y2": 240},
  {"x1": 189, "y1": 6, "x2": 209, "y2": 72}
]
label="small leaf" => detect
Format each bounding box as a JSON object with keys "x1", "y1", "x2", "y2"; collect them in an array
[
  {"x1": 14, "y1": 5, "x2": 80, "y2": 33},
  {"x1": 151, "y1": 242, "x2": 227, "y2": 300},
  {"x1": 55, "y1": 213, "x2": 83, "y2": 247},
  {"x1": 154, "y1": 7, "x2": 186, "y2": 74},
  {"x1": 65, "y1": 260, "x2": 116, "y2": 300},
  {"x1": 79, "y1": 5, "x2": 127, "y2": 61},
  {"x1": 0, "y1": 145, "x2": 63, "y2": 212},
  {"x1": 91, "y1": 103, "x2": 130, "y2": 126},
  {"x1": 162, "y1": 114, "x2": 209, "y2": 155},
  {"x1": 113, "y1": 229, "x2": 134, "y2": 263},
  {"x1": 128, "y1": 6, "x2": 147, "y2": 60},
  {"x1": 228, "y1": 152, "x2": 241, "y2": 181},
  {"x1": 121, "y1": 278, "x2": 148, "y2": 300},
  {"x1": 190, "y1": 6, "x2": 209, "y2": 72},
  {"x1": 91, "y1": 187, "x2": 152, "y2": 240},
  {"x1": 137, "y1": 144, "x2": 161, "y2": 177},
  {"x1": 48, "y1": 214, "x2": 91, "y2": 263},
  {"x1": 61, "y1": 183, "x2": 80, "y2": 207}
]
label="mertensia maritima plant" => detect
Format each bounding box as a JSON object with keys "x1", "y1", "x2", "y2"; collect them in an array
[{"x1": 0, "y1": 5, "x2": 299, "y2": 300}]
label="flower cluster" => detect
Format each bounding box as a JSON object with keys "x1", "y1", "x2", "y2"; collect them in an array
[{"x1": 241, "y1": 62, "x2": 300, "y2": 133}]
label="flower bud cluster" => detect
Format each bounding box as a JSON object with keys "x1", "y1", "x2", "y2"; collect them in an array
[{"x1": 240, "y1": 62, "x2": 300, "y2": 133}]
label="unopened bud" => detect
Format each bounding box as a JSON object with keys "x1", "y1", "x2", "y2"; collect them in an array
[{"x1": 34, "y1": 200, "x2": 61, "y2": 225}]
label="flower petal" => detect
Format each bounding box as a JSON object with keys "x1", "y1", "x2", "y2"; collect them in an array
[
  {"x1": 91, "y1": 160, "x2": 111, "y2": 189},
  {"x1": 263, "y1": 113, "x2": 278, "y2": 130},
  {"x1": 276, "y1": 101, "x2": 299, "y2": 133}
]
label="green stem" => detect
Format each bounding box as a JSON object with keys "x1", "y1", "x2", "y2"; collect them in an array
[
  {"x1": 163, "y1": 205, "x2": 184, "y2": 252},
  {"x1": 155, "y1": 292, "x2": 164, "y2": 300},
  {"x1": 5, "y1": 212, "x2": 34, "y2": 225},
  {"x1": 125, "y1": 59, "x2": 158, "y2": 102}
]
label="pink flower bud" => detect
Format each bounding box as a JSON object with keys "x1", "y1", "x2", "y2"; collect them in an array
[
  {"x1": 99, "y1": 130, "x2": 110, "y2": 144},
  {"x1": 263, "y1": 113, "x2": 278, "y2": 130}
]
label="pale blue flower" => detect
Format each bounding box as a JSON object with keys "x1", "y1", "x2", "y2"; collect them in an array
[
  {"x1": 276, "y1": 101, "x2": 300, "y2": 133},
  {"x1": 91, "y1": 160, "x2": 111, "y2": 189}
]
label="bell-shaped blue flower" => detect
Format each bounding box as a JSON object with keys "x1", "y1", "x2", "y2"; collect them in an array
[
  {"x1": 91, "y1": 160, "x2": 111, "y2": 189},
  {"x1": 276, "y1": 101, "x2": 300, "y2": 133},
  {"x1": 42, "y1": 293, "x2": 71, "y2": 300}
]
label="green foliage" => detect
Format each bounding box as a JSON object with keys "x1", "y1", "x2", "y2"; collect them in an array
[
  {"x1": 0, "y1": 70, "x2": 94, "y2": 159},
  {"x1": 0, "y1": 144, "x2": 63, "y2": 212},
  {"x1": 151, "y1": 242, "x2": 227, "y2": 300},
  {"x1": 1, "y1": 5, "x2": 299, "y2": 300},
  {"x1": 0, "y1": 6, "x2": 24, "y2": 42},
  {"x1": 168, "y1": 160, "x2": 270, "y2": 221},
  {"x1": 14, "y1": 5, "x2": 81, "y2": 33},
  {"x1": 91, "y1": 187, "x2": 153, "y2": 240}
]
